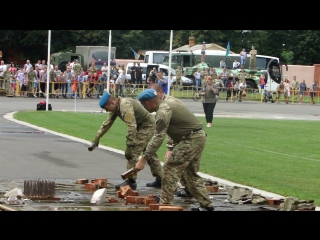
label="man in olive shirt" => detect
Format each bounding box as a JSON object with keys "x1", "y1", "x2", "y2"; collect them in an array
[
  {"x1": 88, "y1": 92, "x2": 163, "y2": 190},
  {"x1": 149, "y1": 83, "x2": 192, "y2": 197},
  {"x1": 135, "y1": 89, "x2": 214, "y2": 211},
  {"x1": 175, "y1": 65, "x2": 183, "y2": 91}
]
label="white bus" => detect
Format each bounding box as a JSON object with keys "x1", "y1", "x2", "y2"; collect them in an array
[{"x1": 162, "y1": 50, "x2": 287, "y2": 92}]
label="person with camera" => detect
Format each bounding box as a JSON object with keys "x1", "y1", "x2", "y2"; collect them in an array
[{"x1": 147, "y1": 67, "x2": 158, "y2": 86}]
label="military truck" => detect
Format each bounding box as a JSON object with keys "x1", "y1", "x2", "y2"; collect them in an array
[
  {"x1": 51, "y1": 52, "x2": 84, "y2": 72},
  {"x1": 75, "y1": 46, "x2": 116, "y2": 71}
]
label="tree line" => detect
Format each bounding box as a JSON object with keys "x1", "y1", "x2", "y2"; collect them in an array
[{"x1": 0, "y1": 30, "x2": 319, "y2": 66}]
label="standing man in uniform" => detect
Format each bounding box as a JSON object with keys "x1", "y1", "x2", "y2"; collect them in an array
[
  {"x1": 48, "y1": 68, "x2": 57, "y2": 98},
  {"x1": 175, "y1": 65, "x2": 183, "y2": 91},
  {"x1": 89, "y1": 61, "x2": 98, "y2": 76},
  {"x1": 135, "y1": 89, "x2": 214, "y2": 211},
  {"x1": 27, "y1": 66, "x2": 37, "y2": 97},
  {"x1": 249, "y1": 46, "x2": 257, "y2": 71},
  {"x1": 237, "y1": 68, "x2": 247, "y2": 83},
  {"x1": 88, "y1": 91, "x2": 163, "y2": 190},
  {"x1": 291, "y1": 76, "x2": 299, "y2": 100},
  {"x1": 2, "y1": 64, "x2": 11, "y2": 95},
  {"x1": 136, "y1": 62, "x2": 143, "y2": 88},
  {"x1": 130, "y1": 62, "x2": 137, "y2": 85}
]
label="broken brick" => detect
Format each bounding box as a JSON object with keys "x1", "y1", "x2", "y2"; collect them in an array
[
  {"x1": 84, "y1": 183, "x2": 99, "y2": 191},
  {"x1": 149, "y1": 204, "x2": 172, "y2": 211},
  {"x1": 125, "y1": 196, "x2": 146, "y2": 204},
  {"x1": 120, "y1": 185, "x2": 134, "y2": 197},
  {"x1": 116, "y1": 191, "x2": 123, "y2": 198},
  {"x1": 158, "y1": 206, "x2": 183, "y2": 211},
  {"x1": 108, "y1": 197, "x2": 118, "y2": 203},
  {"x1": 206, "y1": 186, "x2": 219, "y2": 192},
  {"x1": 143, "y1": 198, "x2": 157, "y2": 206},
  {"x1": 76, "y1": 179, "x2": 89, "y2": 184}
]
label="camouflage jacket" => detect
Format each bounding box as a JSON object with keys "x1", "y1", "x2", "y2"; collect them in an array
[
  {"x1": 74, "y1": 63, "x2": 81, "y2": 75},
  {"x1": 237, "y1": 72, "x2": 247, "y2": 81},
  {"x1": 28, "y1": 71, "x2": 37, "y2": 81},
  {"x1": 89, "y1": 65, "x2": 98, "y2": 74},
  {"x1": 49, "y1": 72, "x2": 57, "y2": 82},
  {"x1": 97, "y1": 97, "x2": 155, "y2": 146},
  {"x1": 2, "y1": 69, "x2": 11, "y2": 80},
  {"x1": 142, "y1": 99, "x2": 202, "y2": 160}
]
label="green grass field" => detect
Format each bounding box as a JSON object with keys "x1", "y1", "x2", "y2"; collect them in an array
[{"x1": 13, "y1": 111, "x2": 320, "y2": 206}]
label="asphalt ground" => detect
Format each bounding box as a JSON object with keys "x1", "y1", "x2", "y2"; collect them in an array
[{"x1": 0, "y1": 95, "x2": 319, "y2": 211}]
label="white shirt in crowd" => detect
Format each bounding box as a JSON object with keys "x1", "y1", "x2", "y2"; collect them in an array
[{"x1": 0, "y1": 63, "x2": 7, "y2": 77}]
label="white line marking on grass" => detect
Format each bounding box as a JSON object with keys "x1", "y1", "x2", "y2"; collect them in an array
[{"x1": 233, "y1": 143, "x2": 320, "y2": 163}]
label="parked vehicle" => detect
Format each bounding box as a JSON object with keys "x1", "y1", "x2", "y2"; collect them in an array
[
  {"x1": 76, "y1": 46, "x2": 116, "y2": 71},
  {"x1": 125, "y1": 63, "x2": 193, "y2": 88}
]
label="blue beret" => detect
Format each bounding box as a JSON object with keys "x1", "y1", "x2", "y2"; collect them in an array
[
  {"x1": 138, "y1": 89, "x2": 157, "y2": 102},
  {"x1": 99, "y1": 92, "x2": 110, "y2": 108}
]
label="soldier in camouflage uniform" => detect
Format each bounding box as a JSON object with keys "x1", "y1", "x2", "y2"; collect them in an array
[
  {"x1": 149, "y1": 83, "x2": 193, "y2": 197},
  {"x1": 136, "y1": 89, "x2": 214, "y2": 211},
  {"x1": 27, "y1": 67, "x2": 37, "y2": 97},
  {"x1": 89, "y1": 61, "x2": 98, "y2": 75},
  {"x1": 89, "y1": 92, "x2": 163, "y2": 190},
  {"x1": 200, "y1": 68, "x2": 209, "y2": 88},
  {"x1": 73, "y1": 60, "x2": 81, "y2": 76},
  {"x1": 249, "y1": 46, "x2": 257, "y2": 71},
  {"x1": 291, "y1": 76, "x2": 299, "y2": 100},
  {"x1": 175, "y1": 66, "x2": 183, "y2": 91},
  {"x1": 49, "y1": 68, "x2": 57, "y2": 98},
  {"x1": 2, "y1": 65, "x2": 11, "y2": 95},
  {"x1": 237, "y1": 68, "x2": 247, "y2": 83}
]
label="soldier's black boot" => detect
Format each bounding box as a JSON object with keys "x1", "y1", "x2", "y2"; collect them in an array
[
  {"x1": 114, "y1": 179, "x2": 137, "y2": 190},
  {"x1": 191, "y1": 205, "x2": 214, "y2": 211},
  {"x1": 146, "y1": 179, "x2": 161, "y2": 188}
]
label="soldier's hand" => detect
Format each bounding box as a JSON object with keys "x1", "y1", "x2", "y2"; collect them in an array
[
  {"x1": 125, "y1": 146, "x2": 133, "y2": 160},
  {"x1": 88, "y1": 136, "x2": 100, "y2": 151},
  {"x1": 135, "y1": 157, "x2": 146, "y2": 172}
]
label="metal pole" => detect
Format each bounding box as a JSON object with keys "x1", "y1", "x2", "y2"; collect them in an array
[
  {"x1": 107, "y1": 30, "x2": 111, "y2": 93},
  {"x1": 167, "y1": 30, "x2": 173, "y2": 96},
  {"x1": 46, "y1": 30, "x2": 51, "y2": 111}
]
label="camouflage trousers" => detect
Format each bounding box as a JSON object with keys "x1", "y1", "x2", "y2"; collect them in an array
[
  {"x1": 159, "y1": 130, "x2": 212, "y2": 207},
  {"x1": 249, "y1": 59, "x2": 256, "y2": 70},
  {"x1": 4, "y1": 79, "x2": 11, "y2": 93},
  {"x1": 127, "y1": 125, "x2": 162, "y2": 181}
]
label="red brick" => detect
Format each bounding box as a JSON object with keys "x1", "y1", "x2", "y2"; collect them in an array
[
  {"x1": 267, "y1": 199, "x2": 284, "y2": 206},
  {"x1": 206, "y1": 186, "x2": 219, "y2": 192},
  {"x1": 131, "y1": 191, "x2": 139, "y2": 196},
  {"x1": 125, "y1": 196, "x2": 146, "y2": 204},
  {"x1": 158, "y1": 206, "x2": 183, "y2": 211},
  {"x1": 95, "y1": 179, "x2": 108, "y2": 188},
  {"x1": 108, "y1": 197, "x2": 118, "y2": 203},
  {"x1": 149, "y1": 204, "x2": 172, "y2": 211},
  {"x1": 76, "y1": 179, "x2": 89, "y2": 184},
  {"x1": 143, "y1": 199, "x2": 157, "y2": 206},
  {"x1": 84, "y1": 183, "x2": 99, "y2": 191},
  {"x1": 116, "y1": 191, "x2": 123, "y2": 198}
]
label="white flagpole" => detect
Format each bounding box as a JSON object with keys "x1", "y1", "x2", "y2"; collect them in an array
[
  {"x1": 167, "y1": 30, "x2": 173, "y2": 96},
  {"x1": 46, "y1": 30, "x2": 51, "y2": 111},
  {"x1": 107, "y1": 30, "x2": 111, "y2": 93}
]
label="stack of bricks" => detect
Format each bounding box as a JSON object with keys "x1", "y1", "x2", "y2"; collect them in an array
[
  {"x1": 116, "y1": 185, "x2": 184, "y2": 211},
  {"x1": 76, "y1": 178, "x2": 108, "y2": 191}
]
